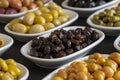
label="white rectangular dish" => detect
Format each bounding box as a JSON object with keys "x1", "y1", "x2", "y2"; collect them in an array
[
  {"x1": 87, "y1": 4, "x2": 120, "y2": 36},
  {"x1": 20, "y1": 26, "x2": 105, "y2": 68},
  {"x1": 42, "y1": 54, "x2": 108, "y2": 80},
  {"x1": 114, "y1": 35, "x2": 120, "y2": 52},
  {"x1": 62, "y1": 0, "x2": 118, "y2": 17},
  {"x1": 4, "y1": 9, "x2": 79, "y2": 42}
]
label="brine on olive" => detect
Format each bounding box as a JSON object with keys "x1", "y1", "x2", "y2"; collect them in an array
[
  {"x1": 8, "y1": 2, "x2": 70, "y2": 34},
  {"x1": 92, "y1": 3, "x2": 120, "y2": 27},
  {"x1": 53, "y1": 52, "x2": 120, "y2": 80}
]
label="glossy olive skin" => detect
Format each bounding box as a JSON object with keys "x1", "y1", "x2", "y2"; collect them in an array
[
  {"x1": 53, "y1": 52, "x2": 120, "y2": 80},
  {"x1": 92, "y1": 3, "x2": 120, "y2": 27}
]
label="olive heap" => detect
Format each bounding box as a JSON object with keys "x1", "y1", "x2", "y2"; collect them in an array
[
  {"x1": 53, "y1": 52, "x2": 120, "y2": 80},
  {"x1": 92, "y1": 3, "x2": 120, "y2": 27},
  {"x1": 8, "y1": 2, "x2": 70, "y2": 34},
  {"x1": 0, "y1": 58, "x2": 21, "y2": 80},
  {"x1": 0, "y1": 0, "x2": 49, "y2": 14},
  {"x1": 68, "y1": 0, "x2": 112, "y2": 8},
  {"x1": 30, "y1": 27, "x2": 99, "y2": 59}
]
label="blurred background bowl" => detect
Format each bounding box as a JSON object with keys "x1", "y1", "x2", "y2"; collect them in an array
[
  {"x1": 0, "y1": 33, "x2": 13, "y2": 56},
  {"x1": 62, "y1": 0, "x2": 118, "y2": 17},
  {"x1": 114, "y1": 35, "x2": 120, "y2": 52},
  {"x1": 4, "y1": 9, "x2": 79, "y2": 42},
  {"x1": 87, "y1": 4, "x2": 120, "y2": 36},
  {"x1": 20, "y1": 26, "x2": 105, "y2": 68}
]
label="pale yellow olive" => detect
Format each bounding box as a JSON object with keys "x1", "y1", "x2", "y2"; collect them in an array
[
  {"x1": 50, "y1": 10, "x2": 59, "y2": 19},
  {"x1": 39, "y1": 6, "x2": 50, "y2": 13},
  {"x1": 29, "y1": 24, "x2": 45, "y2": 34},
  {"x1": 1, "y1": 72, "x2": 14, "y2": 80},
  {"x1": 23, "y1": 12, "x2": 35, "y2": 25},
  {"x1": 12, "y1": 23, "x2": 27, "y2": 33},
  {"x1": 44, "y1": 22, "x2": 55, "y2": 30},
  {"x1": 8, "y1": 18, "x2": 22, "y2": 29},
  {"x1": 33, "y1": 10, "x2": 42, "y2": 16},
  {"x1": 20, "y1": 7, "x2": 28, "y2": 12},
  {"x1": 58, "y1": 16, "x2": 68, "y2": 24},
  {"x1": 0, "y1": 0, "x2": 9, "y2": 8},
  {"x1": 6, "y1": 59, "x2": 17, "y2": 66},
  {"x1": 0, "y1": 58, "x2": 8, "y2": 71},
  {"x1": 34, "y1": 16, "x2": 46, "y2": 25},
  {"x1": 42, "y1": 13, "x2": 53, "y2": 22},
  {"x1": 8, "y1": 65, "x2": 21, "y2": 76},
  {"x1": 53, "y1": 19, "x2": 61, "y2": 26}
]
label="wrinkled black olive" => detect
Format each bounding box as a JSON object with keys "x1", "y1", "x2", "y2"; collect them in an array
[
  {"x1": 55, "y1": 51, "x2": 66, "y2": 58},
  {"x1": 66, "y1": 48, "x2": 74, "y2": 54},
  {"x1": 30, "y1": 27, "x2": 99, "y2": 59}
]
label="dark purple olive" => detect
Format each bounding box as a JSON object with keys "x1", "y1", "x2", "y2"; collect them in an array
[
  {"x1": 5, "y1": 8, "x2": 18, "y2": 14},
  {"x1": 0, "y1": 8, "x2": 6, "y2": 14}
]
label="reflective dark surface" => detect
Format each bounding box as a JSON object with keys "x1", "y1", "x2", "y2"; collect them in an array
[{"x1": 0, "y1": 0, "x2": 117, "y2": 80}]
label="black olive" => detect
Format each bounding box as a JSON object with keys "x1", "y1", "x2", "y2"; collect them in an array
[
  {"x1": 66, "y1": 48, "x2": 74, "y2": 54},
  {"x1": 55, "y1": 51, "x2": 66, "y2": 58}
]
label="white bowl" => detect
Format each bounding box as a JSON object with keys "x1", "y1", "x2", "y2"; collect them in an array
[
  {"x1": 62, "y1": 0, "x2": 118, "y2": 17},
  {"x1": 113, "y1": 35, "x2": 120, "y2": 52},
  {"x1": 20, "y1": 26, "x2": 105, "y2": 68},
  {"x1": 42, "y1": 54, "x2": 108, "y2": 80},
  {"x1": 16, "y1": 63, "x2": 29, "y2": 80},
  {"x1": 0, "y1": 33, "x2": 14, "y2": 56},
  {"x1": 4, "y1": 9, "x2": 79, "y2": 42},
  {"x1": 87, "y1": 4, "x2": 120, "y2": 36}
]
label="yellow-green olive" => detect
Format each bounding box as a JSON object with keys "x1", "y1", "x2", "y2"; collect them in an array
[
  {"x1": 58, "y1": 16, "x2": 68, "y2": 24},
  {"x1": 44, "y1": 22, "x2": 55, "y2": 30},
  {"x1": 34, "y1": 16, "x2": 46, "y2": 25},
  {"x1": 0, "y1": 58, "x2": 8, "y2": 71},
  {"x1": 12, "y1": 23, "x2": 27, "y2": 33},
  {"x1": 53, "y1": 19, "x2": 61, "y2": 26},
  {"x1": 29, "y1": 24, "x2": 45, "y2": 34},
  {"x1": 23, "y1": 12, "x2": 35, "y2": 25}
]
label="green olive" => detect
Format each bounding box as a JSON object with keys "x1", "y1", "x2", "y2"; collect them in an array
[
  {"x1": 106, "y1": 23, "x2": 114, "y2": 27},
  {"x1": 53, "y1": 19, "x2": 61, "y2": 26},
  {"x1": 92, "y1": 14, "x2": 100, "y2": 21},
  {"x1": 44, "y1": 22, "x2": 55, "y2": 30},
  {"x1": 12, "y1": 23, "x2": 27, "y2": 33},
  {"x1": 99, "y1": 11, "x2": 106, "y2": 18},
  {"x1": 23, "y1": 12, "x2": 35, "y2": 25},
  {"x1": 114, "y1": 21, "x2": 120, "y2": 27},
  {"x1": 29, "y1": 24, "x2": 45, "y2": 34},
  {"x1": 109, "y1": 16, "x2": 120, "y2": 22}
]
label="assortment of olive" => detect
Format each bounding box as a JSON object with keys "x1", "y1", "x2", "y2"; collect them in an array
[
  {"x1": 53, "y1": 52, "x2": 120, "y2": 80},
  {"x1": 29, "y1": 27, "x2": 99, "y2": 59},
  {"x1": 0, "y1": 58, "x2": 21, "y2": 80},
  {"x1": 0, "y1": 39, "x2": 4, "y2": 48},
  {"x1": 0, "y1": 0, "x2": 50, "y2": 14},
  {"x1": 68, "y1": 0, "x2": 112, "y2": 8},
  {"x1": 8, "y1": 2, "x2": 70, "y2": 34},
  {"x1": 92, "y1": 3, "x2": 120, "y2": 27}
]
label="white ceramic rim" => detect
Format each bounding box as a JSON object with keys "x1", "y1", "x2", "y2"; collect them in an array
[
  {"x1": 4, "y1": 9, "x2": 79, "y2": 37},
  {"x1": 87, "y1": 3, "x2": 120, "y2": 30},
  {"x1": 62, "y1": 0, "x2": 117, "y2": 11},
  {"x1": 17, "y1": 63, "x2": 29, "y2": 80},
  {"x1": 20, "y1": 26, "x2": 105, "y2": 62},
  {"x1": 42, "y1": 54, "x2": 108, "y2": 80},
  {"x1": 113, "y1": 35, "x2": 120, "y2": 51},
  {"x1": 0, "y1": 33, "x2": 14, "y2": 51}
]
